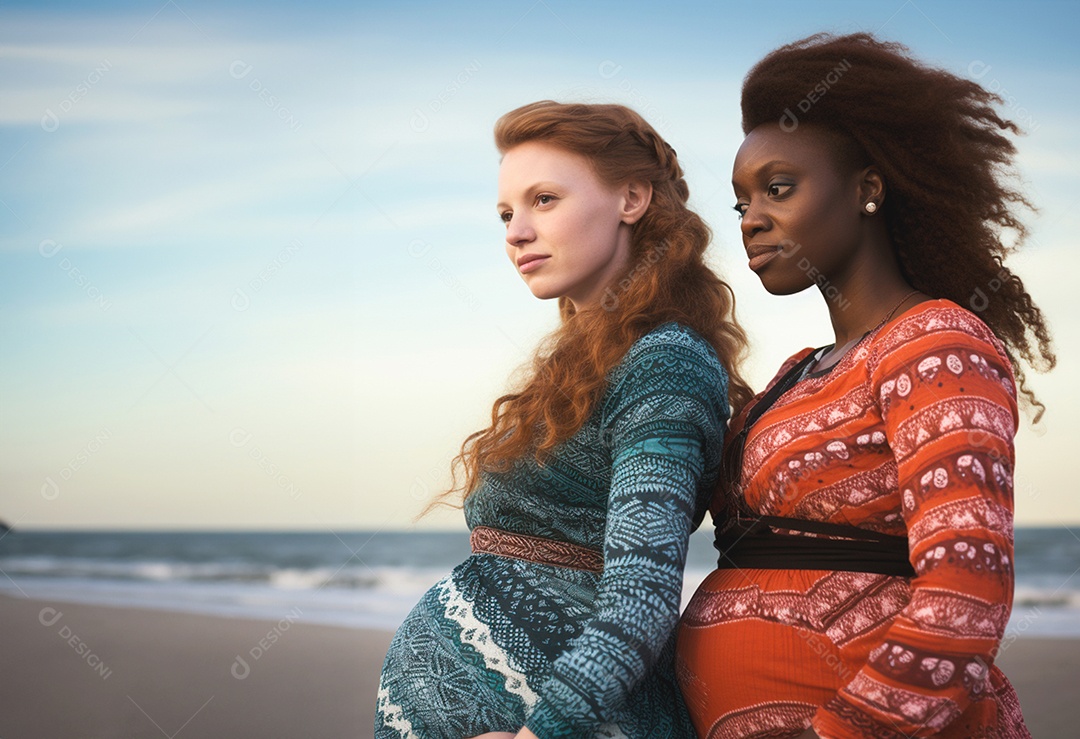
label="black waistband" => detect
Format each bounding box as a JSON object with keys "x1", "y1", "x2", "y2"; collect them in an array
[{"x1": 714, "y1": 515, "x2": 916, "y2": 577}]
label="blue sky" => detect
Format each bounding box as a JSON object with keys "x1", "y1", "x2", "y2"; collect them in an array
[{"x1": 1, "y1": 0, "x2": 1077, "y2": 530}]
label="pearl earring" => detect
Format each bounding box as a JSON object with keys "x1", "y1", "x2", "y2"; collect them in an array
[{"x1": 864, "y1": 202, "x2": 878, "y2": 214}]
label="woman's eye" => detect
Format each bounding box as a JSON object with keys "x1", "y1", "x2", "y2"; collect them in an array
[
  {"x1": 768, "y1": 183, "x2": 793, "y2": 197},
  {"x1": 499, "y1": 211, "x2": 512, "y2": 224},
  {"x1": 536, "y1": 194, "x2": 555, "y2": 206},
  {"x1": 733, "y1": 203, "x2": 747, "y2": 220}
]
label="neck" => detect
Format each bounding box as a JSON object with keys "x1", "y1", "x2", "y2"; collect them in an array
[
  {"x1": 825, "y1": 280, "x2": 916, "y2": 346},
  {"x1": 821, "y1": 235, "x2": 915, "y2": 346}
]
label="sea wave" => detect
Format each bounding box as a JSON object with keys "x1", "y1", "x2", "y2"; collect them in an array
[
  {"x1": 1013, "y1": 585, "x2": 1080, "y2": 610},
  {"x1": 0, "y1": 555, "x2": 450, "y2": 594},
  {"x1": 0, "y1": 574, "x2": 444, "y2": 631}
]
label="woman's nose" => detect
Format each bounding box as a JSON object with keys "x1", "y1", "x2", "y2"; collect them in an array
[
  {"x1": 505, "y1": 213, "x2": 535, "y2": 246},
  {"x1": 740, "y1": 201, "x2": 770, "y2": 240}
]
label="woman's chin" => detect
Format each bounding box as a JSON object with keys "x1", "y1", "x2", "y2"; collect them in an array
[
  {"x1": 757, "y1": 277, "x2": 811, "y2": 297},
  {"x1": 521, "y1": 281, "x2": 563, "y2": 302}
]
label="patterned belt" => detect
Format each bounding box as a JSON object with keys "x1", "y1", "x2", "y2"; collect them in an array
[{"x1": 470, "y1": 525, "x2": 604, "y2": 573}]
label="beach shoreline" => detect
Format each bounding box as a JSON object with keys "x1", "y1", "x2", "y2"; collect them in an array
[{"x1": 2, "y1": 593, "x2": 1076, "y2": 737}]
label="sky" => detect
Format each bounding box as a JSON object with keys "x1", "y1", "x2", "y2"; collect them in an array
[{"x1": 1, "y1": 0, "x2": 1078, "y2": 531}]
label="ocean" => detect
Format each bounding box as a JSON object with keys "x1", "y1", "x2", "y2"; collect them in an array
[{"x1": 1, "y1": 527, "x2": 1077, "y2": 636}]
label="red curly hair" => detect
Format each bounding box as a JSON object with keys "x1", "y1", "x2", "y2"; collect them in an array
[
  {"x1": 431, "y1": 100, "x2": 752, "y2": 507},
  {"x1": 740, "y1": 32, "x2": 1055, "y2": 420}
]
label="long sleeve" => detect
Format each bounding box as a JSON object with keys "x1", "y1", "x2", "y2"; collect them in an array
[
  {"x1": 524, "y1": 326, "x2": 729, "y2": 739},
  {"x1": 813, "y1": 309, "x2": 1019, "y2": 738}
]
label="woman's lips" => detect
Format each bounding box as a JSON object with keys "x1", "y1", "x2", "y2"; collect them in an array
[
  {"x1": 518, "y1": 255, "x2": 549, "y2": 274},
  {"x1": 746, "y1": 245, "x2": 780, "y2": 272}
]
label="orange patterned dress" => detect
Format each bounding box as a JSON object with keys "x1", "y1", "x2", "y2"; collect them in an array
[{"x1": 676, "y1": 299, "x2": 1029, "y2": 738}]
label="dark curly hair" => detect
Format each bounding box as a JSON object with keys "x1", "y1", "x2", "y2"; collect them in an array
[{"x1": 741, "y1": 32, "x2": 1054, "y2": 421}]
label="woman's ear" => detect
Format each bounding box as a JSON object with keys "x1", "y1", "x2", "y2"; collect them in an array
[
  {"x1": 859, "y1": 167, "x2": 886, "y2": 211},
  {"x1": 620, "y1": 180, "x2": 653, "y2": 225}
]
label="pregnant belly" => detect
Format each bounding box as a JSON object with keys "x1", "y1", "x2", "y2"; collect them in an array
[{"x1": 674, "y1": 568, "x2": 910, "y2": 737}]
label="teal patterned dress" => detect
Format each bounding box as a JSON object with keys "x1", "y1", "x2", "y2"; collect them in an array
[{"x1": 375, "y1": 323, "x2": 729, "y2": 739}]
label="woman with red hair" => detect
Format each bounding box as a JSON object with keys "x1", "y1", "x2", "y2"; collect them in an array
[
  {"x1": 677, "y1": 33, "x2": 1053, "y2": 739},
  {"x1": 375, "y1": 100, "x2": 750, "y2": 739}
]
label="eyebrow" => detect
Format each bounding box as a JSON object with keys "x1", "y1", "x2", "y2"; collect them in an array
[{"x1": 732, "y1": 159, "x2": 796, "y2": 186}]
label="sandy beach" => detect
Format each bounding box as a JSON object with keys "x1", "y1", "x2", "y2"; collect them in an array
[
  {"x1": 2, "y1": 593, "x2": 1076, "y2": 738},
  {"x1": 1, "y1": 594, "x2": 393, "y2": 738}
]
